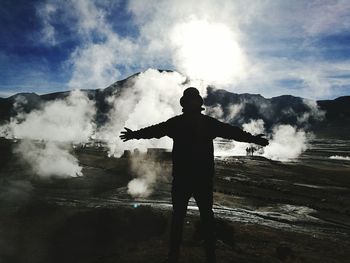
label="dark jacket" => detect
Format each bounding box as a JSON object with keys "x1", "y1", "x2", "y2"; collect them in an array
[{"x1": 133, "y1": 113, "x2": 258, "y2": 180}]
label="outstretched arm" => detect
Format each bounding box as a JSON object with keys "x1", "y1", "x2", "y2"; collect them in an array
[
  {"x1": 119, "y1": 121, "x2": 170, "y2": 142},
  {"x1": 120, "y1": 127, "x2": 135, "y2": 142},
  {"x1": 214, "y1": 120, "x2": 268, "y2": 146}
]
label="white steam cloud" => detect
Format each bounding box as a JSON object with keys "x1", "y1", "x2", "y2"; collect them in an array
[
  {"x1": 127, "y1": 155, "x2": 165, "y2": 198},
  {"x1": 97, "y1": 69, "x2": 205, "y2": 157},
  {"x1": 96, "y1": 69, "x2": 205, "y2": 198},
  {"x1": 14, "y1": 141, "x2": 82, "y2": 177},
  {"x1": 298, "y1": 99, "x2": 326, "y2": 126},
  {"x1": 263, "y1": 125, "x2": 308, "y2": 161},
  {"x1": 0, "y1": 90, "x2": 95, "y2": 177},
  {"x1": 242, "y1": 118, "x2": 305, "y2": 162},
  {"x1": 5, "y1": 91, "x2": 95, "y2": 142},
  {"x1": 206, "y1": 103, "x2": 245, "y2": 123},
  {"x1": 242, "y1": 119, "x2": 265, "y2": 135},
  {"x1": 214, "y1": 119, "x2": 309, "y2": 162}
]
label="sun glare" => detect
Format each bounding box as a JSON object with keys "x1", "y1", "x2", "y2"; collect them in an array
[{"x1": 171, "y1": 19, "x2": 247, "y2": 86}]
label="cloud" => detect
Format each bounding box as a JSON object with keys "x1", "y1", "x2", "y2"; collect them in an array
[
  {"x1": 300, "y1": 0, "x2": 350, "y2": 37},
  {"x1": 0, "y1": 90, "x2": 96, "y2": 178},
  {"x1": 35, "y1": 0, "x2": 140, "y2": 89},
  {"x1": 63, "y1": 0, "x2": 139, "y2": 89},
  {"x1": 297, "y1": 98, "x2": 325, "y2": 125},
  {"x1": 230, "y1": 57, "x2": 350, "y2": 99},
  {"x1": 67, "y1": 36, "x2": 139, "y2": 89},
  {"x1": 242, "y1": 119, "x2": 265, "y2": 135},
  {"x1": 205, "y1": 104, "x2": 225, "y2": 121},
  {"x1": 14, "y1": 141, "x2": 82, "y2": 177},
  {"x1": 4, "y1": 90, "x2": 95, "y2": 142},
  {"x1": 36, "y1": 2, "x2": 58, "y2": 46},
  {"x1": 263, "y1": 125, "x2": 308, "y2": 161},
  {"x1": 32, "y1": 0, "x2": 350, "y2": 98},
  {"x1": 126, "y1": 0, "x2": 350, "y2": 98},
  {"x1": 236, "y1": 0, "x2": 350, "y2": 39},
  {"x1": 127, "y1": 154, "x2": 165, "y2": 198},
  {"x1": 128, "y1": 0, "x2": 248, "y2": 86},
  {"x1": 170, "y1": 19, "x2": 247, "y2": 86},
  {"x1": 214, "y1": 119, "x2": 309, "y2": 161},
  {"x1": 97, "y1": 69, "x2": 196, "y2": 157}
]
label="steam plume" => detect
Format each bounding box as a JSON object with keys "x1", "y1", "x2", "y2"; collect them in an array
[
  {"x1": 213, "y1": 118, "x2": 309, "y2": 161},
  {"x1": 263, "y1": 125, "x2": 308, "y2": 161},
  {"x1": 96, "y1": 69, "x2": 206, "y2": 197},
  {"x1": 0, "y1": 90, "x2": 96, "y2": 177},
  {"x1": 97, "y1": 69, "x2": 205, "y2": 157},
  {"x1": 127, "y1": 154, "x2": 165, "y2": 198},
  {"x1": 14, "y1": 141, "x2": 82, "y2": 177}
]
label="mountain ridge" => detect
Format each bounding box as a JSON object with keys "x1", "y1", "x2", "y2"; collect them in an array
[{"x1": 1, "y1": 71, "x2": 349, "y2": 138}]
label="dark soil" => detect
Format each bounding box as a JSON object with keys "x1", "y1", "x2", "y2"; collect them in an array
[{"x1": 0, "y1": 139, "x2": 350, "y2": 262}]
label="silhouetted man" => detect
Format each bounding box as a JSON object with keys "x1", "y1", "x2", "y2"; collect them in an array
[{"x1": 120, "y1": 87, "x2": 268, "y2": 263}]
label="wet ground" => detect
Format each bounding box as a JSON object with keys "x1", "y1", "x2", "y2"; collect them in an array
[{"x1": 0, "y1": 138, "x2": 350, "y2": 262}]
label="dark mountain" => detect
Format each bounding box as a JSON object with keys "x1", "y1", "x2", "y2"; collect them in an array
[
  {"x1": 204, "y1": 88, "x2": 350, "y2": 138},
  {"x1": 316, "y1": 96, "x2": 350, "y2": 138},
  {"x1": 0, "y1": 93, "x2": 42, "y2": 121},
  {"x1": 205, "y1": 88, "x2": 320, "y2": 129},
  {"x1": 0, "y1": 72, "x2": 139, "y2": 126},
  {"x1": 0, "y1": 71, "x2": 349, "y2": 138}
]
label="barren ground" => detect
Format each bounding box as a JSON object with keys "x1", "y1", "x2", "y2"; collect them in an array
[{"x1": 0, "y1": 138, "x2": 350, "y2": 263}]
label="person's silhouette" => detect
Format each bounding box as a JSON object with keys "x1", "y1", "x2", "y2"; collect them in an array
[{"x1": 120, "y1": 87, "x2": 268, "y2": 263}]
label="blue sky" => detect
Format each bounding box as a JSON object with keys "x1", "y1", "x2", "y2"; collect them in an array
[{"x1": 1, "y1": 0, "x2": 350, "y2": 99}]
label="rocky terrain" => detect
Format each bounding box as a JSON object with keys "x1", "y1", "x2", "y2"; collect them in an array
[{"x1": 1, "y1": 138, "x2": 349, "y2": 263}]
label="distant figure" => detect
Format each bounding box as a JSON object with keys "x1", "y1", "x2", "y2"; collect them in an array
[
  {"x1": 120, "y1": 87, "x2": 268, "y2": 263},
  {"x1": 246, "y1": 147, "x2": 250, "y2": 156},
  {"x1": 246, "y1": 146, "x2": 257, "y2": 156},
  {"x1": 251, "y1": 146, "x2": 257, "y2": 156}
]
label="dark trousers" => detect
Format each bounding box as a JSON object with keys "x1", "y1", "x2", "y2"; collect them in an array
[{"x1": 169, "y1": 177, "x2": 216, "y2": 262}]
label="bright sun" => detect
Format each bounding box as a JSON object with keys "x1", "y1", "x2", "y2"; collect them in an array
[{"x1": 171, "y1": 19, "x2": 246, "y2": 86}]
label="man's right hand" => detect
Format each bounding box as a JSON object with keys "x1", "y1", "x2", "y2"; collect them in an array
[
  {"x1": 120, "y1": 127, "x2": 135, "y2": 142},
  {"x1": 254, "y1": 134, "x2": 269, "y2": 146}
]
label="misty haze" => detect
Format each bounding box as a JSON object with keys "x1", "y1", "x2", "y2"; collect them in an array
[{"x1": 1, "y1": 1, "x2": 350, "y2": 263}]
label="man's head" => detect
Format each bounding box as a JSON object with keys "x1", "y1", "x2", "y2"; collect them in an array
[{"x1": 180, "y1": 87, "x2": 204, "y2": 113}]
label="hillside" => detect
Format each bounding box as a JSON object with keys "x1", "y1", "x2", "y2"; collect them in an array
[{"x1": 1, "y1": 71, "x2": 349, "y2": 138}]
